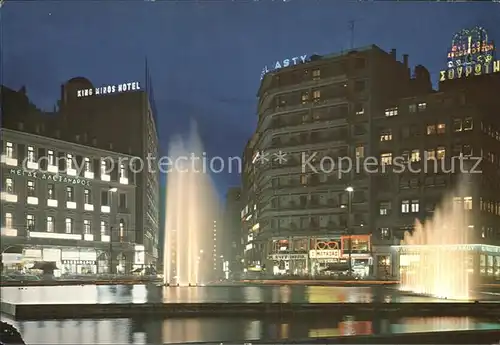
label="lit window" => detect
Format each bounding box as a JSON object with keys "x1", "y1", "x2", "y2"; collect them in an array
[
  {"x1": 437, "y1": 123, "x2": 446, "y2": 134},
  {"x1": 379, "y1": 201, "x2": 391, "y2": 215},
  {"x1": 100, "y1": 160, "x2": 108, "y2": 175},
  {"x1": 409, "y1": 104, "x2": 417, "y2": 113},
  {"x1": 384, "y1": 107, "x2": 398, "y2": 117},
  {"x1": 411, "y1": 200, "x2": 420, "y2": 213},
  {"x1": 411, "y1": 149, "x2": 420, "y2": 162},
  {"x1": 426, "y1": 149, "x2": 436, "y2": 160},
  {"x1": 66, "y1": 154, "x2": 73, "y2": 169},
  {"x1": 5, "y1": 142, "x2": 14, "y2": 158},
  {"x1": 464, "y1": 196, "x2": 472, "y2": 210},
  {"x1": 47, "y1": 150, "x2": 55, "y2": 166},
  {"x1": 380, "y1": 129, "x2": 392, "y2": 141},
  {"x1": 426, "y1": 125, "x2": 436, "y2": 135},
  {"x1": 65, "y1": 218, "x2": 73, "y2": 234},
  {"x1": 312, "y1": 90, "x2": 321, "y2": 102},
  {"x1": 47, "y1": 184, "x2": 55, "y2": 200},
  {"x1": 380, "y1": 227, "x2": 390, "y2": 240},
  {"x1": 355, "y1": 144, "x2": 364, "y2": 158},
  {"x1": 47, "y1": 216, "x2": 54, "y2": 232},
  {"x1": 5, "y1": 213, "x2": 13, "y2": 228},
  {"x1": 453, "y1": 118, "x2": 462, "y2": 132},
  {"x1": 437, "y1": 147, "x2": 446, "y2": 160},
  {"x1": 27, "y1": 180, "x2": 35, "y2": 197},
  {"x1": 100, "y1": 221, "x2": 107, "y2": 236},
  {"x1": 355, "y1": 104, "x2": 364, "y2": 115},
  {"x1": 312, "y1": 69, "x2": 321, "y2": 80},
  {"x1": 401, "y1": 200, "x2": 410, "y2": 213},
  {"x1": 417, "y1": 102, "x2": 427, "y2": 111},
  {"x1": 27, "y1": 146, "x2": 35, "y2": 163},
  {"x1": 83, "y1": 219, "x2": 91, "y2": 234},
  {"x1": 119, "y1": 163, "x2": 126, "y2": 178},
  {"x1": 463, "y1": 117, "x2": 473, "y2": 130},
  {"x1": 84, "y1": 157, "x2": 92, "y2": 172},
  {"x1": 301, "y1": 92, "x2": 309, "y2": 104},
  {"x1": 381, "y1": 153, "x2": 392, "y2": 165},
  {"x1": 66, "y1": 186, "x2": 74, "y2": 202},
  {"x1": 5, "y1": 178, "x2": 14, "y2": 194},
  {"x1": 27, "y1": 214, "x2": 35, "y2": 231},
  {"x1": 84, "y1": 189, "x2": 92, "y2": 204},
  {"x1": 119, "y1": 219, "x2": 125, "y2": 240}
]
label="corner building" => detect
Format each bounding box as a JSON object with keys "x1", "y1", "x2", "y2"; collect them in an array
[
  {"x1": 243, "y1": 46, "x2": 424, "y2": 276},
  {"x1": 1, "y1": 76, "x2": 160, "y2": 266},
  {"x1": 1, "y1": 128, "x2": 144, "y2": 275}
]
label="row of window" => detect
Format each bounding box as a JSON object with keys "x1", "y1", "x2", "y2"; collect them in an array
[
  {"x1": 2, "y1": 142, "x2": 128, "y2": 180},
  {"x1": 378, "y1": 196, "x2": 473, "y2": 215},
  {"x1": 4, "y1": 213, "x2": 126, "y2": 236},
  {"x1": 3, "y1": 177, "x2": 127, "y2": 208},
  {"x1": 384, "y1": 102, "x2": 427, "y2": 117},
  {"x1": 377, "y1": 225, "x2": 500, "y2": 241}
]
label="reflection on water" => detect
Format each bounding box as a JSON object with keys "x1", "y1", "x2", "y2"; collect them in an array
[
  {"x1": 1, "y1": 315, "x2": 499, "y2": 344},
  {"x1": 3, "y1": 284, "x2": 493, "y2": 305}
]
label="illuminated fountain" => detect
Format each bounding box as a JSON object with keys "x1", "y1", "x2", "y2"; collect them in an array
[
  {"x1": 397, "y1": 182, "x2": 476, "y2": 300},
  {"x1": 164, "y1": 124, "x2": 218, "y2": 286}
]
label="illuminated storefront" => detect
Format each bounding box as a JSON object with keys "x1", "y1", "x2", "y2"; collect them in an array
[
  {"x1": 393, "y1": 244, "x2": 500, "y2": 282},
  {"x1": 268, "y1": 239, "x2": 308, "y2": 275}
]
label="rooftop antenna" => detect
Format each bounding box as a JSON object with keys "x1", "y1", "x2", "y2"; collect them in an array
[{"x1": 349, "y1": 20, "x2": 355, "y2": 50}]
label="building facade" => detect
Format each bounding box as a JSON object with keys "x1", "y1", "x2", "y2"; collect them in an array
[
  {"x1": 372, "y1": 71, "x2": 500, "y2": 281},
  {"x1": 242, "y1": 45, "x2": 428, "y2": 277},
  {"x1": 1, "y1": 129, "x2": 146, "y2": 276},
  {"x1": 1, "y1": 76, "x2": 160, "y2": 266}
]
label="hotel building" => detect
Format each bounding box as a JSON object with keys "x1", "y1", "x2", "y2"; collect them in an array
[
  {"x1": 1, "y1": 75, "x2": 160, "y2": 266},
  {"x1": 242, "y1": 45, "x2": 428, "y2": 277},
  {"x1": 1, "y1": 128, "x2": 145, "y2": 275}
]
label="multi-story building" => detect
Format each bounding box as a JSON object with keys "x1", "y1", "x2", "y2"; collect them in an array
[
  {"x1": 1, "y1": 75, "x2": 160, "y2": 266},
  {"x1": 243, "y1": 45, "x2": 429, "y2": 277},
  {"x1": 1, "y1": 128, "x2": 145, "y2": 275},
  {"x1": 372, "y1": 70, "x2": 500, "y2": 281},
  {"x1": 223, "y1": 187, "x2": 244, "y2": 277}
]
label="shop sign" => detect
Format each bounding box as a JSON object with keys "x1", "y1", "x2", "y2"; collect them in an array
[
  {"x1": 9, "y1": 169, "x2": 91, "y2": 187},
  {"x1": 268, "y1": 254, "x2": 307, "y2": 261},
  {"x1": 62, "y1": 260, "x2": 96, "y2": 265},
  {"x1": 309, "y1": 249, "x2": 341, "y2": 259}
]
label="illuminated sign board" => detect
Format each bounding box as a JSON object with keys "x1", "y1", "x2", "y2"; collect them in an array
[
  {"x1": 440, "y1": 26, "x2": 498, "y2": 81},
  {"x1": 260, "y1": 55, "x2": 308, "y2": 80},
  {"x1": 9, "y1": 168, "x2": 91, "y2": 187},
  {"x1": 309, "y1": 250, "x2": 341, "y2": 259},
  {"x1": 77, "y1": 81, "x2": 141, "y2": 98}
]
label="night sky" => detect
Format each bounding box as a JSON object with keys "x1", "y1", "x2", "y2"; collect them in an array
[{"x1": 2, "y1": 1, "x2": 499, "y2": 199}]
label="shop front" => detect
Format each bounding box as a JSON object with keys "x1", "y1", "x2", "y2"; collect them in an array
[{"x1": 268, "y1": 253, "x2": 308, "y2": 276}]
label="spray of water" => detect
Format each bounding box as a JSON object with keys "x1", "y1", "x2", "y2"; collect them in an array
[
  {"x1": 163, "y1": 123, "x2": 218, "y2": 286},
  {"x1": 398, "y1": 178, "x2": 477, "y2": 300}
]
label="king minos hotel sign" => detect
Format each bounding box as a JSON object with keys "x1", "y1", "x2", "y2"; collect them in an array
[
  {"x1": 440, "y1": 26, "x2": 499, "y2": 82},
  {"x1": 77, "y1": 81, "x2": 141, "y2": 98}
]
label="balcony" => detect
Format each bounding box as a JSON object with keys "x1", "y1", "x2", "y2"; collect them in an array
[
  {"x1": 26, "y1": 161, "x2": 39, "y2": 170},
  {"x1": 66, "y1": 201, "x2": 77, "y2": 209},
  {"x1": 47, "y1": 164, "x2": 58, "y2": 173},
  {"x1": 119, "y1": 177, "x2": 129, "y2": 185},
  {"x1": 1, "y1": 227, "x2": 18, "y2": 237},
  {"x1": 84, "y1": 171, "x2": 94, "y2": 179},
  {"x1": 47, "y1": 199, "x2": 58, "y2": 207},
  {"x1": 101, "y1": 235, "x2": 110, "y2": 242},
  {"x1": 67, "y1": 168, "x2": 77, "y2": 176},
  {"x1": 101, "y1": 205, "x2": 111, "y2": 213},
  {"x1": 0, "y1": 155, "x2": 18, "y2": 166},
  {"x1": 1, "y1": 192, "x2": 18, "y2": 203},
  {"x1": 28, "y1": 231, "x2": 82, "y2": 240},
  {"x1": 101, "y1": 174, "x2": 111, "y2": 182},
  {"x1": 84, "y1": 234, "x2": 94, "y2": 241},
  {"x1": 27, "y1": 196, "x2": 38, "y2": 205},
  {"x1": 84, "y1": 203, "x2": 94, "y2": 211}
]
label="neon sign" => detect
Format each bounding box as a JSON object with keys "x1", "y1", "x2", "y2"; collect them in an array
[
  {"x1": 440, "y1": 26, "x2": 498, "y2": 81},
  {"x1": 77, "y1": 81, "x2": 141, "y2": 98},
  {"x1": 260, "y1": 55, "x2": 308, "y2": 80}
]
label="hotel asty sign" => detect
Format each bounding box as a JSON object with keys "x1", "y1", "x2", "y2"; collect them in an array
[
  {"x1": 440, "y1": 26, "x2": 499, "y2": 82},
  {"x1": 260, "y1": 54, "x2": 308, "y2": 80},
  {"x1": 76, "y1": 81, "x2": 141, "y2": 98}
]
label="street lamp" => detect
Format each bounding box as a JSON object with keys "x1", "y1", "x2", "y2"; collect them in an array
[{"x1": 345, "y1": 186, "x2": 354, "y2": 276}]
